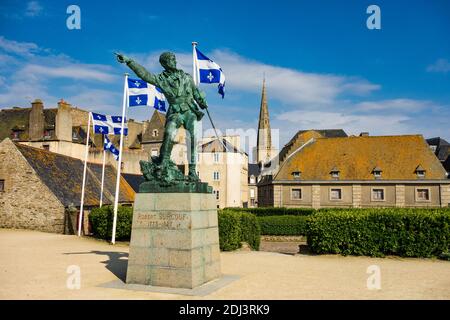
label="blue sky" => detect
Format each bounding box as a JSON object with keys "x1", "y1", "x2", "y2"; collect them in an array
[{"x1": 0, "y1": 0, "x2": 449, "y2": 160}]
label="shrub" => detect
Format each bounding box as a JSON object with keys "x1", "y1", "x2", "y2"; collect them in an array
[
  {"x1": 224, "y1": 207, "x2": 315, "y2": 217},
  {"x1": 240, "y1": 212, "x2": 261, "y2": 250},
  {"x1": 306, "y1": 208, "x2": 450, "y2": 257},
  {"x1": 89, "y1": 205, "x2": 133, "y2": 241},
  {"x1": 258, "y1": 215, "x2": 309, "y2": 236},
  {"x1": 218, "y1": 210, "x2": 261, "y2": 251}
]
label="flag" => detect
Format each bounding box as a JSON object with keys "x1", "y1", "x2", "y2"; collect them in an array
[
  {"x1": 194, "y1": 47, "x2": 225, "y2": 98},
  {"x1": 92, "y1": 112, "x2": 128, "y2": 136},
  {"x1": 103, "y1": 135, "x2": 120, "y2": 161},
  {"x1": 127, "y1": 78, "x2": 166, "y2": 112}
]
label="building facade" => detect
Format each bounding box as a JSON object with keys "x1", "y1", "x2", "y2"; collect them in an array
[
  {"x1": 198, "y1": 136, "x2": 249, "y2": 208},
  {"x1": 258, "y1": 134, "x2": 450, "y2": 208},
  {"x1": 0, "y1": 138, "x2": 135, "y2": 234}
]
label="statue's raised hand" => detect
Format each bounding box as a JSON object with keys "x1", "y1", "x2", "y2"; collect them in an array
[{"x1": 115, "y1": 52, "x2": 131, "y2": 64}]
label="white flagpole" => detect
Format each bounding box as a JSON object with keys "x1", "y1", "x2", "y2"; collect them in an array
[
  {"x1": 99, "y1": 136, "x2": 106, "y2": 208},
  {"x1": 192, "y1": 41, "x2": 199, "y2": 86},
  {"x1": 111, "y1": 73, "x2": 128, "y2": 244},
  {"x1": 78, "y1": 112, "x2": 92, "y2": 236}
]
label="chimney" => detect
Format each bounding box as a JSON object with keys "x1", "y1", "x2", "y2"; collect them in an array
[
  {"x1": 29, "y1": 99, "x2": 45, "y2": 141},
  {"x1": 56, "y1": 99, "x2": 73, "y2": 142},
  {"x1": 359, "y1": 132, "x2": 369, "y2": 137}
]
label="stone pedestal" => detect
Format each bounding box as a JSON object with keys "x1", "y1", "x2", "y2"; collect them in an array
[{"x1": 126, "y1": 193, "x2": 221, "y2": 289}]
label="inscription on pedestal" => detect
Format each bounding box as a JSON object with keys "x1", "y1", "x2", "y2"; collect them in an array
[{"x1": 135, "y1": 212, "x2": 189, "y2": 229}]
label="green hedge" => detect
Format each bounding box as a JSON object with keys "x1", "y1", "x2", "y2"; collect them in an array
[
  {"x1": 89, "y1": 205, "x2": 133, "y2": 240},
  {"x1": 224, "y1": 207, "x2": 315, "y2": 217},
  {"x1": 306, "y1": 208, "x2": 450, "y2": 257},
  {"x1": 257, "y1": 215, "x2": 308, "y2": 236},
  {"x1": 218, "y1": 210, "x2": 261, "y2": 251},
  {"x1": 89, "y1": 206, "x2": 261, "y2": 251}
]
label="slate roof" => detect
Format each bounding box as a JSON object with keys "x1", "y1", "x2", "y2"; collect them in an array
[
  {"x1": 122, "y1": 173, "x2": 145, "y2": 193},
  {"x1": 15, "y1": 143, "x2": 135, "y2": 207},
  {"x1": 249, "y1": 163, "x2": 261, "y2": 176},
  {"x1": 274, "y1": 135, "x2": 448, "y2": 181},
  {"x1": 0, "y1": 107, "x2": 59, "y2": 141},
  {"x1": 200, "y1": 138, "x2": 246, "y2": 154},
  {"x1": 426, "y1": 137, "x2": 450, "y2": 161}
]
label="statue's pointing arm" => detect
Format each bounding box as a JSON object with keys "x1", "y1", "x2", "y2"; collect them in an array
[{"x1": 116, "y1": 53, "x2": 158, "y2": 86}]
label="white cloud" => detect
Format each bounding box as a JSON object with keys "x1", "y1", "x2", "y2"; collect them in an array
[
  {"x1": 19, "y1": 64, "x2": 117, "y2": 82},
  {"x1": 127, "y1": 49, "x2": 381, "y2": 106},
  {"x1": 427, "y1": 58, "x2": 450, "y2": 74},
  {"x1": 25, "y1": 1, "x2": 43, "y2": 17},
  {"x1": 355, "y1": 99, "x2": 436, "y2": 113},
  {"x1": 211, "y1": 50, "x2": 380, "y2": 105},
  {"x1": 0, "y1": 36, "x2": 40, "y2": 57}
]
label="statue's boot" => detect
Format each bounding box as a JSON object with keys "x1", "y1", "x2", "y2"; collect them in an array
[{"x1": 188, "y1": 164, "x2": 200, "y2": 182}]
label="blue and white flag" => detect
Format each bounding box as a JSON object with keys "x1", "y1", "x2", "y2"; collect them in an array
[
  {"x1": 194, "y1": 48, "x2": 225, "y2": 98},
  {"x1": 91, "y1": 112, "x2": 128, "y2": 136},
  {"x1": 127, "y1": 78, "x2": 166, "y2": 112},
  {"x1": 103, "y1": 135, "x2": 119, "y2": 161}
]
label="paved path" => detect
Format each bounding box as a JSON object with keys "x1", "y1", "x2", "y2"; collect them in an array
[{"x1": 1, "y1": 229, "x2": 449, "y2": 299}]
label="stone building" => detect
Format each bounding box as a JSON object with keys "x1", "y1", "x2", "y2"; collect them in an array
[
  {"x1": 0, "y1": 99, "x2": 148, "y2": 174},
  {"x1": 0, "y1": 138, "x2": 135, "y2": 234},
  {"x1": 258, "y1": 134, "x2": 450, "y2": 208},
  {"x1": 198, "y1": 136, "x2": 249, "y2": 208},
  {"x1": 248, "y1": 163, "x2": 261, "y2": 207}
]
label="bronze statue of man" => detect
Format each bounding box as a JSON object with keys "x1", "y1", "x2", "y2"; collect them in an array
[{"x1": 116, "y1": 52, "x2": 208, "y2": 182}]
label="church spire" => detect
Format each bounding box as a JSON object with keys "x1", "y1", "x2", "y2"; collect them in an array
[{"x1": 256, "y1": 77, "x2": 273, "y2": 163}]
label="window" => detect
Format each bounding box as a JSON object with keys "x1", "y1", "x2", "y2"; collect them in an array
[
  {"x1": 42, "y1": 144, "x2": 50, "y2": 151},
  {"x1": 152, "y1": 129, "x2": 158, "y2": 137},
  {"x1": 415, "y1": 165, "x2": 426, "y2": 179},
  {"x1": 372, "y1": 167, "x2": 382, "y2": 179},
  {"x1": 292, "y1": 171, "x2": 301, "y2": 179},
  {"x1": 250, "y1": 189, "x2": 255, "y2": 198},
  {"x1": 213, "y1": 171, "x2": 220, "y2": 181},
  {"x1": 330, "y1": 188, "x2": 342, "y2": 201},
  {"x1": 371, "y1": 188, "x2": 385, "y2": 201},
  {"x1": 291, "y1": 188, "x2": 302, "y2": 200},
  {"x1": 151, "y1": 149, "x2": 158, "y2": 157},
  {"x1": 0, "y1": 180, "x2": 4, "y2": 192},
  {"x1": 330, "y1": 167, "x2": 340, "y2": 179},
  {"x1": 430, "y1": 145, "x2": 437, "y2": 152},
  {"x1": 416, "y1": 188, "x2": 430, "y2": 202},
  {"x1": 214, "y1": 153, "x2": 220, "y2": 163},
  {"x1": 249, "y1": 176, "x2": 256, "y2": 184}
]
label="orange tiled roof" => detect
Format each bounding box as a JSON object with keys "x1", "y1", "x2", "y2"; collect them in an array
[{"x1": 274, "y1": 135, "x2": 447, "y2": 181}]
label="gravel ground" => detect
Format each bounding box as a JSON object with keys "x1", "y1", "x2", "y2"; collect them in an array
[{"x1": 1, "y1": 228, "x2": 449, "y2": 300}]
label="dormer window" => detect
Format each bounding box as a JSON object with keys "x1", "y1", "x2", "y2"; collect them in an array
[
  {"x1": 292, "y1": 171, "x2": 301, "y2": 179},
  {"x1": 330, "y1": 166, "x2": 340, "y2": 179},
  {"x1": 415, "y1": 165, "x2": 426, "y2": 179},
  {"x1": 372, "y1": 166, "x2": 382, "y2": 179}
]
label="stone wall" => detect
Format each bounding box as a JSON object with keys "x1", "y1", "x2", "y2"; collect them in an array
[{"x1": 0, "y1": 139, "x2": 66, "y2": 233}]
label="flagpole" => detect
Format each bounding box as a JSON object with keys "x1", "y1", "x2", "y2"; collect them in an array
[
  {"x1": 192, "y1": 41, "x2": 227, "y2": 151},
  {"x1": 111, "y1": 73, "x2": 128, "y2": 244},
  {"x1": 78, "y1": 112, "x2": 91, "y2": 236},
  {"x1": 192, "y1": 41, "x2": 199, "y2": 86},
  {"x1": 100, "y1": 135, "x2": 106, "y2": 208}
]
